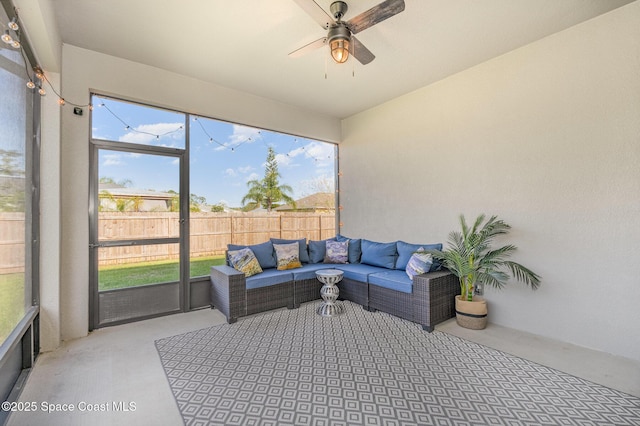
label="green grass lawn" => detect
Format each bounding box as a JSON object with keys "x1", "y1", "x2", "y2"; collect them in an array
[
  {"x1": 99, "y1": 256, "x2": 226, "y2": 290},
  {"x1": 0, "y1": 273, "x2": 25, "y2": 343}
]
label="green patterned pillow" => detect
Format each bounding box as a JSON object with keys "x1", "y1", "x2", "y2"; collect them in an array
[
  {"x1": 273, "y1": 242, "x2": 302, "y2": 270},
  {"x1": 228, "y1": 248, "x2": 263, "y2": 277}
]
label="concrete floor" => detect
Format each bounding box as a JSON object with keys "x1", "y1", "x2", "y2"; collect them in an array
[{"x1": 7, "y1": 308, "x2": 640, "y2": 426}]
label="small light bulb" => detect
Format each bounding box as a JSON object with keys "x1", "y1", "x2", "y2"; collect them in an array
[
  {"x1": 10, "y1": 39, "x2": 20, "y2": 49},
  {"x1": 1, "y1": 30, "x2": 13, "y2": 44},
  {"x1": 38, "y1": 87, "x2": 46, "y2": 96},
  {"x1": 58, "y1": 98, "x2": 65, "y2": 106},
  {"x1": 26, "y1": 80, "x2": 35, "y2": 89},
  {"x1": 8, "y1": 18, "x2": 19, "y2": 31},
  {"x1": 35, "y1": 70, "x2": 44, "y2": 80}
]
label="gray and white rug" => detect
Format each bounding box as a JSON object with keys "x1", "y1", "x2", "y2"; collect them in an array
[{"x1": 155, "y1": 301, "x2": 640, "y2": 426}]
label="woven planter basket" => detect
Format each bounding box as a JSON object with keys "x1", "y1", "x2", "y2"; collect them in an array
[{"x1": 455, "y1": 295, "x2": 488, "y2": 330}]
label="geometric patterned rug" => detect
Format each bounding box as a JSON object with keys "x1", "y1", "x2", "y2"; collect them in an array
[{"x1": 155, "y1": 301, "x2": 640, "y2": 426}]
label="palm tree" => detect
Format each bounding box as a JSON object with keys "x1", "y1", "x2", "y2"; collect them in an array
[
  {"x1": 430, "y1": 214, "x2": 541, "y2": 301},
  {"x1": 242, "y1": 147, "x2": 296, "y2": 211}
]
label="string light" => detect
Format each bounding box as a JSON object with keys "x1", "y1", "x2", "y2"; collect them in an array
[
  {"x1": 8, "y1": 17, "x2": 19, "y2": 31},
  {"x1": 95, "y1": 97, "x2": 184, "y2": 139},
  {"x1": 1, "y1": 30, "x2": 12, "y2": 44}
]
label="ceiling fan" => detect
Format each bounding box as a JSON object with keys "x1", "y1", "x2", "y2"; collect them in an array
[{"x1": 290, "y1": 0, "x2": 405, "y2": 65}]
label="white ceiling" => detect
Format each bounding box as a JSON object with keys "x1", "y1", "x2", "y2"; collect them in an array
[{"x1": 51, "y1": 0, "x2": 633, "y2": 119}]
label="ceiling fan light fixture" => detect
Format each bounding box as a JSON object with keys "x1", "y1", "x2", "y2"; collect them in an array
[
  {"x1": 330, "y1": 37, "x2": 349, "y2": 63},
  {"x1": 327, "y1": 24, "x2": 351, "y2": 64}
]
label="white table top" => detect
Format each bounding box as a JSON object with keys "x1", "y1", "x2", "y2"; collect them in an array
[{"x1": 315, "y1": 269, "x2": 344, "y2": 277}]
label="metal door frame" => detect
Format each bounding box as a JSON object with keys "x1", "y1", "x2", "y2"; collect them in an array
[{"x1": 88, "y1": 137, "x2": 189, "y2": 330}]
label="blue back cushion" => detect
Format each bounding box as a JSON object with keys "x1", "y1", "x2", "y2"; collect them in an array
[
  {"x1": 228, "y1": 241, "x2": 276, "y2": 269},
  {"x1": 360, "y1": 239, "x2": 397, "y2": 269},
  {"x1": 308, "y1": 238, "x2": 336, "y2": 264},
  {"x1": 270, "y1": 238, "x2": 310, "y2": 263},
  {"x1": 336, "y1": 234, "x2": 362, "y2": 264},
  {"x1": 396, "y1": 241, "x2": 442, "y2": 270}
]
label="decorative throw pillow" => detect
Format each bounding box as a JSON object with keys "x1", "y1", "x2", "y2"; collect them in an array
[
  {"x1": 270, "y1": 238, "x2": 310, "y2": 263},
  {"x1": 405, "y1": 248, "x2": 433, "y2": 279},
  {"x1": 324, "y1": 240, "x2": 349, "y2": 264},
  {"x1": 273, "y1": 242, "x2": 303, "y2": 270},
  {"x1": 228, "y1": 248, "x2": 263, "y2": 277}
]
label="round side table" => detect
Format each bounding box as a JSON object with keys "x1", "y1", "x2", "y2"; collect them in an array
[{"x1": 315, "y1": 269, "x2": 345, "y2": 316}]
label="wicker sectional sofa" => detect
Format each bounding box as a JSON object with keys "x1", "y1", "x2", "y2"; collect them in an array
[{"x1": 210, "y1": 237, "x2": 460, "y2": 332}]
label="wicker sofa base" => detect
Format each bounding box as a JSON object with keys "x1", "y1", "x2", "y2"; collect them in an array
[
  {"x1": 212, "y1": 264, "x2": 459, "y2": 331},
  {"x1": 368, "y1": 270, "x2": 459, "y2": 332},
  {"x1": 337, "y1": 277, "x2": 369, "y2": 309},
  {"x1": 293, "y1": 278, "x2": 324, "y2": 308}
]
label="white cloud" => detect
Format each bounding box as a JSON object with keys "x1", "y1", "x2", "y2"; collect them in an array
[
  {"x1": 225, "y1": 165, "x2": 254, "y2": 178},
  {"x1": 118, "y1": 122, "x2": 184, "y2": 145},
  {"x1": 102, "y1": 153, "x2": 123, "y2": 166},
  {"x1": 246, "y1": 172, "x2": 260, "y2": 182},
  {"x1": 276, "y1": 142, "x2": 335, "y2": 169},
  {"x1": 215, "y1": 124, "x2": 262, "y2": 151}
]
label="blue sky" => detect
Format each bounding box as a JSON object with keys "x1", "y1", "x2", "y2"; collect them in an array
[{"x1": 92, "y1": 96, "x2": 336, "y2": 207}]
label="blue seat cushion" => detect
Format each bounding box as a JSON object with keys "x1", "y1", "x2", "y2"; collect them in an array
[
  {"x1": 291, "y1": 263, "x2": 334, "y2": 281},
  {"x1": 369, "y1": 270, "x2": 414, "y2": 294},
  {"x1": 396, "y1": 241, "x2": 442, "y2": 271},
  {"x1": 335, "y1": 264, "x2": 386, "y2": 282},
  {"x1": 228, "y1": 241, "x2": 276, "y2": 269},
  {"x1": 246, "y1": 270, "x2": 293, "y2": 290},
  {"x1": 361, "y1": 239, "x2": 397, "y2": 269}
]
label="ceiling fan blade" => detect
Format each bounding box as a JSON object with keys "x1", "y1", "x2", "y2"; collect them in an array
[
  {"x1": 346, "y1": 0, "x2": 405, "y2": 34},
  {"x1": 293, "y1": 0, "x2": 334, "y2": 29},
  {"x1": 289, "y1": 37, "x2": 327, "y2": 58},
  {"x1": 351, "y1": 36, "x2": 375, "y2": 65}
]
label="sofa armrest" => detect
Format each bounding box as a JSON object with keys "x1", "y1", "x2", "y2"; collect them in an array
[
  {"x1": 412, "y1": 270, "x2": 460, "y2": 331},
  {"x1": 210, "y1": 265, "x2": 246, "y2": 323}
]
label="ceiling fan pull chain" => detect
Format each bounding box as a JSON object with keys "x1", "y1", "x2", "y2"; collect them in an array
[
  {"x1": 325, "y1": 54, "x2": 328, "y2": 79},
  {"x1": 352, "y1": 39, "x2": 355, "y2": 77}
]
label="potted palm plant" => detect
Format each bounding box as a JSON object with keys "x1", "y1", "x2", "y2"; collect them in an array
[{"x1": 430, "y1": 214, "x2": 541, "y2": 329}]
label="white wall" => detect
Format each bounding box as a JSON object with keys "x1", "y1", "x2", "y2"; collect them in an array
[
  {"x1": 38, "y1": 72, "x2": 61, "y2": 351},
  {"x1": 58, "y1": 45, "x2": 341, "y2": 341},
  {"x1": 340, "y1": 2, "x2": 640, "y2": 361}
]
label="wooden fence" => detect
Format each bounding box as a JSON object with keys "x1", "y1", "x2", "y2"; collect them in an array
[
  {"x1": 0, "y1": 212, "x2": 336, "y2": 271},
  {"x1": 0, "y1": 213, "x2": 25, "y2": 274},
  {"x1": 101, "y1": 211, "x2": 336, "y2": 265}
]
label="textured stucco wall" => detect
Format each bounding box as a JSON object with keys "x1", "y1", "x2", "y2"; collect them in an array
[{"x1": 340, "y1": 2, "x2": 640, "y2": 361}]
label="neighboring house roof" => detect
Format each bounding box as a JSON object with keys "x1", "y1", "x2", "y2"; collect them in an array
[
  {"x1": 98, "y1": 184, "x2": 176, "y2": 211},
  {"x1": 276, "y1": 192, "x2": 335, "y2": 212},
  {"x1": 99, "y1": 184, "x2": 175, "y2": 200}
]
